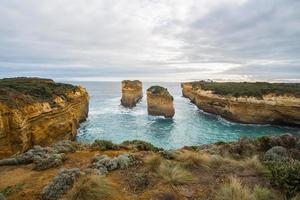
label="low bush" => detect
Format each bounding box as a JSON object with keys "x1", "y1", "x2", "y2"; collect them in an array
[
  {"x1": 265, "y1": 160, "x2": 300, "y2": 199},
  {"x1": 91, "y1": 140, "x2": 119, "y2": 151},
  {"x1": 121, "y1": 140, "x2": 160, "y2": 152}
]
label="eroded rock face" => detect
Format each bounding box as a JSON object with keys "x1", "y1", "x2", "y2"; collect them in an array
[
  {"x1": 147, "y1": 86, "x2": 175, "y2": 118},
  {"x1": 0, "y1": 78, "x2": 89, "y2": 158},
  {"x1": 181, "y1": 82, "x2": 300, "y2": 126},
  {"x1": 121, "y1": 80, "x2": 143, "y2": 108}
]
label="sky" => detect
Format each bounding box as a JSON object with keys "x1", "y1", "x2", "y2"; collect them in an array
[{"x1": 0, "y1": 0, "x2": 299, "y2": 82}]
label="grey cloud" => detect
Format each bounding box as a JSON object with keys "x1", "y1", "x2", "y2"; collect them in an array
[{"x1": 0, "y1": 0, "x2": 299, "y2": 81}]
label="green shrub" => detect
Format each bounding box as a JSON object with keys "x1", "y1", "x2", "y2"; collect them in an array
[
  {"x1": 121, "y1": 140, "x2": 160, "y2": 152},
  {"x1": 265, "y1": 160, "x2": 300, "y2": 199},
  {"x1": 0, "y1": 77, "x2": 77, "y2": 108},
  {"x1": 188, "y1": 81, "x2": 300, "y2": 98},
  {"x1": 91, "y1": 140, "x2": 118, "y2": 151}
]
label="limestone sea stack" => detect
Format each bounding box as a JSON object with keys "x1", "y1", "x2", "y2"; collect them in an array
[
  {"x1": 147, "y1": 86, "x2": 175, "y2": 118},
  {"x1": 121, "y1": 80, "x2": 143, "y2": 108},
  {"x1": 0, "y1": 77, "x2": 89, "y2": 158},
  {"x1": 182, "y1": 81, "x2": 300, "y2": 126}
]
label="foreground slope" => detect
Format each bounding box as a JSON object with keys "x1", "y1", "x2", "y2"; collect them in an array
[{"x1": 0, "y1": 135, "x2": 299, "y2": 200}]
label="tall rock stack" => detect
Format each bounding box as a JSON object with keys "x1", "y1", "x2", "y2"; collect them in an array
[
  {"x1": 121, "y1": 80, "x2": 143, "y2": 108},
  {"x1": 147, "y1": 86, "x2": 175, "y2": 118}
]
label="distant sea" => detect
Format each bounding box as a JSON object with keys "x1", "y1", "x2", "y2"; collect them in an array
[{"x1": 69, "y1": 81, "x2": 300, "y2": 149}]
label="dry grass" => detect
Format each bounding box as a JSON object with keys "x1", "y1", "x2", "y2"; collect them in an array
[
  {"x1": 238, "y1": 156, "x2": 268, "y2": 175},
  {"x1": 145, "y1": 154, "x2": 162, "y2": 171},
  {"x1": 252, "y1": 185, "x2": 276, "y2": 200},
  {"x1": 176, "y1": 151, "x2": 225, "y2": 170},
  {"x1": 217, "y1": 176, "x2": 277, "y2": 200},
  {"x1": 217, "y1": 176, "x2": 251, "y2": 200},
  {"x1": 64, "y1": 174, "x2": 118, "y2": 200},
  {"x1": 156, "y1": 161, "x2": 193, "y2": 185}
]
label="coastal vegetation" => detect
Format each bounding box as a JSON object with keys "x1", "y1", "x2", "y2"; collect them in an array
[
  {"x1": 0, "y1": 134, "x2": 299, "y2": 200},
  {"x1": 187, "y1": 81, "x2": 300, "y2": 98},
  {"x1": 0, "y1": 77, "x2": 77, "y2": 107}
]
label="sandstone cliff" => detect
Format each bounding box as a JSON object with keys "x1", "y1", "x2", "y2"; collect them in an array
[
  {"x1": 147, "y1": 86, "x2": 175, "y2": 118},
  {"x1": 182, "y1": 81, "x2": 300, "y2": 126},
  {"x1": 121, "y1": 80, "x2": 143, "y2": 108},
  {"x1": 0, "y1": 78, "x2": 89, "y2": 158}
]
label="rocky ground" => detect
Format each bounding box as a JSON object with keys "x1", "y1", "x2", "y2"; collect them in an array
[{"x1": 0, "y1": 134, "x2": 299, "y2": 200}]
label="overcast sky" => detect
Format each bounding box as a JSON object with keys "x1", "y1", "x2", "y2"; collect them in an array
[{"x1": 0, "y1": 0, "x2": 299, "y2": 82}]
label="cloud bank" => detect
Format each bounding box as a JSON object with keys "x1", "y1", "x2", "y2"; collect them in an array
[{"x1": 0, "y1": 0, "x2": 299, "y2": 81}]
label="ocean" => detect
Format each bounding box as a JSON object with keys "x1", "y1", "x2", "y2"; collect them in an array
[{"x1": 70, "y1": 81, "x2": 299, "y2": 149}]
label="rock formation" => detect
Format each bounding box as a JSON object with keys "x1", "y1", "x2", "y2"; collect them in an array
[
  {"x1": 121, "y1": 80, "x2": 143, "y2": 108},
  {"x1": 182, "y1": 81, "x2": 300, "y2": 126},
  {"x1": 147, "y1": 86, "x2": 175, "y2": 118},
  {"x1": 0, "y1": 77, "x2": 89, "y2": 158}
]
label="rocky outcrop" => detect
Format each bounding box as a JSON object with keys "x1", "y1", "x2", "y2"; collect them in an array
[
  {"x1": 0, "y1": 78, "x2": 89, "y2": 158},
  {"x1": 41, "y1": 168, "x2": 81, "y2": 200},
  {"x1": 121, "y1": 80, "x2": 143, "y2": 108},
  {"x1": 182, "y1": 82, "x2": 300, "y2": 126},
  {"x1": 147, "y1": 86, "x2": 175, "y2": 118}
]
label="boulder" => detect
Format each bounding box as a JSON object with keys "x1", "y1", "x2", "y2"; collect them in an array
[
  {"x1": 0, "y1": 140, "x2": 76, "y2": 170},
  {"x1": 121, "y1": 80, "x2": 143, "y2": 108},
  {"x1": 147, "y1": 86, "x2": 175, "y2": 118},
  {"x1": 89, "y1": 153, "x2": 139, "y2": 175}
]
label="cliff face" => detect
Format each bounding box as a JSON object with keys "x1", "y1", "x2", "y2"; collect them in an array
[
  {"x1": 182, "y1": 82, "x2": 300, "y2": 126},
  {"x1": 0, "y1": 78, "x2": 89, "y2": 158},
  {"x1": 147, "y1": 86, "x2": 175, "y2": 118},
  {"x1": 121, "y1": 80, "x2": 143, "y2": 108}
]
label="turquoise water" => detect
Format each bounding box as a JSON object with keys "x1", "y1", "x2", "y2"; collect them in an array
[{"x1": 73, "y1": 82, "x2": 299, "y2": 149}]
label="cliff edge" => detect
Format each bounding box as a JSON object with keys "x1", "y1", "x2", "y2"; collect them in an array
[
  {"x1": 182, "y1": 81, "x2": 300, "y2": 126},
  {"x1": 0, "y1": 77, "x2": 89, "y2": 158}
]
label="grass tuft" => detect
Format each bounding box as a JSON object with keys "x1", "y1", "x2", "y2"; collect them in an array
[
  {"x1": 156, "y1": 161, "x2": 193, "y2": 185},
  {"x1": 217, "y1": 176, "x2": 251, "y2": 200},
  {"x1": 65, "y1": 174, "x2": 118, "y2": 200}
]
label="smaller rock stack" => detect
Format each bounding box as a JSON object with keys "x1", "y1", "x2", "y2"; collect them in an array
[
  {"x1": 121, "y1": 80, "x2": 143, "y2": 108},
  {"x1": 147, "y1": 86, "x2": 175, "y2": 118}
]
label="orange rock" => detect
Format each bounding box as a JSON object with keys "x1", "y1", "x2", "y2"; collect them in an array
[
  {"x1": 0, "y1": 78, "x2": 89, "y2": 158},
  {"x1": 147, "y1": 86, "x2": 175, "y2": 118},
  {"x1": 182, "y1": 82, "x2": 300, "y2": 126},
  {"x1": 121, "y1": 80, "x2": 143, "y2": 108}
]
